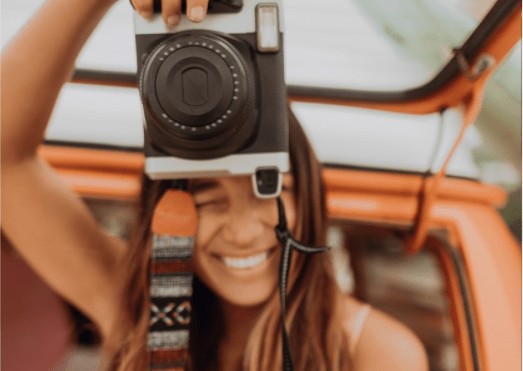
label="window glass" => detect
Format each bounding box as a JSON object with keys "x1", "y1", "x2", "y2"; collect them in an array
[
  {"x1": 334, "y1": 222, "x2": 460, "y2": 370},
  {"x1": 2, "y1": 0, "x2": 498, "y2": 91}
]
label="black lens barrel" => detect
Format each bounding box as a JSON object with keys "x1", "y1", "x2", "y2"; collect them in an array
[{"x1": 140, "y1": 32, "x2": 257, "y2": 159}]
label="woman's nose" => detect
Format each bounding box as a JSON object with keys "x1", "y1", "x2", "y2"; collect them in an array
[{"x1": 220, "y1": 201, "x2": 272, "y2": 247}]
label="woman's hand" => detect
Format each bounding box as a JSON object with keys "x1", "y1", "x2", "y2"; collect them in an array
[{"x1": 131, "y1": 0, "x2": 209, "y2": 26}]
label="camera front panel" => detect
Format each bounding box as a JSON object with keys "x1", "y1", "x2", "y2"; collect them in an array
[{"x1": 135, "y1": 0, "x2": 289, "y2": 185}]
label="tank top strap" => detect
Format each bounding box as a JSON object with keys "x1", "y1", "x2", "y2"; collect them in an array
[{"x1": 349, "y1": 303, "x2": 372, "y2": 357}]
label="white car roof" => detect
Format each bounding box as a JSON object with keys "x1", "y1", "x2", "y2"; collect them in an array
[{"x1": 2, "y1": 0, "x2": 495, "y2": 91}]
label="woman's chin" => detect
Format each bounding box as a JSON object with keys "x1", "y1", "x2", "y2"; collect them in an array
[{"x1": 213, "y1": 282, "x2": 277, "y2": 307}]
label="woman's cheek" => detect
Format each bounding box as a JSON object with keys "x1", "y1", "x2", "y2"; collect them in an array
[
  {"x1": 194, "y1": 205, "x2": 222, "y2": 244},
  {"x1": 193, "y1": 213, "x2": 207, "y2": 266}
]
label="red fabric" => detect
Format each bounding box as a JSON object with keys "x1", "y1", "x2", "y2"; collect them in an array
[
  {"x1": 150, "y1": 349, "x2": 189, "y2": 363},
  {"x1": 1, "y1": 245, "x2": 72, "y2": 371},
  {"x1": 151, "y1": 260, "x2": 193, "y2": 274}
]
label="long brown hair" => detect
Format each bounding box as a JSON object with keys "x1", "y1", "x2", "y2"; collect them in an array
[{"x1": 105, "y1": 109, "x2": 350, "y2": 370}]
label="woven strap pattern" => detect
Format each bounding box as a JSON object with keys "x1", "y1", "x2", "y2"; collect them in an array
[{"x1": 149, "y1": 190, "x2": 197, "y2": 371}]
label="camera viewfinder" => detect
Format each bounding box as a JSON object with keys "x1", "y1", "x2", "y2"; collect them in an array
[{"x1": 256, "y1": 4, "x2": 280, "y2": 52}]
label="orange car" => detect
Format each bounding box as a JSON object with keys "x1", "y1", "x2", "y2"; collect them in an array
[{"x1": 2, "y1": 0, "x2": 520, "y2": 370}]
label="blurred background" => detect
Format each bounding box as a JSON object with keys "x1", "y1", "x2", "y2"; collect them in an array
[
  {"x1": 3, "y1": 0, "x2": 519, "y2": 238},
  {"x1": 1, "y1": 0, "x2": 520, "y2": 370}
]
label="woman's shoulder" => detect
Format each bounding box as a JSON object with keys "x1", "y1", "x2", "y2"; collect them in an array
[{"x1": 341, "y1": 295, "x2": 429, "y2": 371}]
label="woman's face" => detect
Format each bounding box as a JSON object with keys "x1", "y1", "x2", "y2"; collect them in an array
[{"x1": 191, "y1": 174, "x2": 296, "y2": 307}]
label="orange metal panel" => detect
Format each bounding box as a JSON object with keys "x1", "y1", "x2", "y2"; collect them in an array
[
  {"x1": 38, "y1": 146, "x2": 144, "y2": 172},
  {"x1": 56, "y1": 168, "x2": 141, "y2": 201},
  {"x1": 40, "y1": 146, "x2": 507, "y2": 210},
  {"x1": 327, "y1": 191, "x2": 418, "y2": 224},
  {"x1": 437, "y1": 202, "x2": 521, "y2": 371},
  {"x1": 324, "y1": 168, "x2": 507, "y2": 208},
  {"x1": 39, "y1": 146, "x2": 143, "y2": 201}
]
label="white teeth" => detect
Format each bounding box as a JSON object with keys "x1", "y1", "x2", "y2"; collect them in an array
[{"x1": 221, "y1": 251, "x2": 269, "y2": 269}]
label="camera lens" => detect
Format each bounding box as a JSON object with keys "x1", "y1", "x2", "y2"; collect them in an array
[
  {"x1": 155, "y1": 47, "x2": 235, "y2": 129},
  {"x1": 140, "y1": 32, "x2": 257, "y2": 159}
]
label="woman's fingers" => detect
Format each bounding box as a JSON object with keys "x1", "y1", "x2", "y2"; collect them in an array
[
  {"x1": 132, "y1": 0, "x2": 209, "y2": 24},
  {"x1": 186, "y1": 0, "x2": 208, "y2": 23},
  {"x1": 162, "y1": 0, "x2": 182, "y2": 27},
  {"x1": 131, "y1": 0, "x2": 154, "y2": 19}
]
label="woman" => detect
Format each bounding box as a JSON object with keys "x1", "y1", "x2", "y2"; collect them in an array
[{"x1": 1, "y1": 0, "x2": 428, "y2": 370}]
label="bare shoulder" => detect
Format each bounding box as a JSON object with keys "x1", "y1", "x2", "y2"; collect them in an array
[{"x1": 342, "y1": 296, "x2": 429, "y2": 371}]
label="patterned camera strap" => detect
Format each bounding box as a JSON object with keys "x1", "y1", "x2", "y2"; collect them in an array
[{"x1": 149, "y1": 189, "x2": 197, "y2": 371}]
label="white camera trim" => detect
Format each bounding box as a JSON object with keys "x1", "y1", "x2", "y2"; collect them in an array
[{"x1": 145, "y1": 152, "x2": 289, "y2": 179}]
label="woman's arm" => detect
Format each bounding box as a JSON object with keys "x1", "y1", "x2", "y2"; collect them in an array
[
  {"x1": 351, "y1": 308, "x2": 429, "y2": 371},
  {"x1": 343, "y1": 297, "x2": 428, "y2": 371},
  {"x1": 1, "y1": 0, "x2": 207, "y2": 337},
  {"x1": 1, "y1": 0, "x2": 125, "y2": 338}
]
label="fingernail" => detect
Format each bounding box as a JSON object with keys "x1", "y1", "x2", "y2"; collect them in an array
[
  {"x1": 189, "y1": 6, "x2": 204, "y2": 22},
  {"x1": 140, "y1": 10, "x2": 153, "y2": 19},
  {"x1": 167, "y1": 15, "x2": 180, "y2": 26}
]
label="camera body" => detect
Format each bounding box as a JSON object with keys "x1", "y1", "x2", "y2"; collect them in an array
[{"x1": 134, "y1": 0, "x2": 288, "y2": 197}]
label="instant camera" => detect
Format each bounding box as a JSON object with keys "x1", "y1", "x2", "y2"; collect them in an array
[{"x1": 134, "y1": 0, "x2": 288, "y2": 198}]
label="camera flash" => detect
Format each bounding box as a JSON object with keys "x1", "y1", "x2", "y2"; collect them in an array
[{"x1": 256, "y1": 4, "x2": 280, "y2": 53}]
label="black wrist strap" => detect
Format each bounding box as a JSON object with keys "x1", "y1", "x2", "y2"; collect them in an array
[{"x1": 275, "y1": 197, "x2": 329, "y2": 371}]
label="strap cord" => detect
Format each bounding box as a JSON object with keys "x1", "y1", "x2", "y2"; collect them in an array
[{"x1": 275, "y1": 197, "x2": 329, "y2": 371}]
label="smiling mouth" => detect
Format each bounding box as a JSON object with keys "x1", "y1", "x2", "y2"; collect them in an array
[{"x1": 218, "y1": 248, "x2": 276, "y2": 270}]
